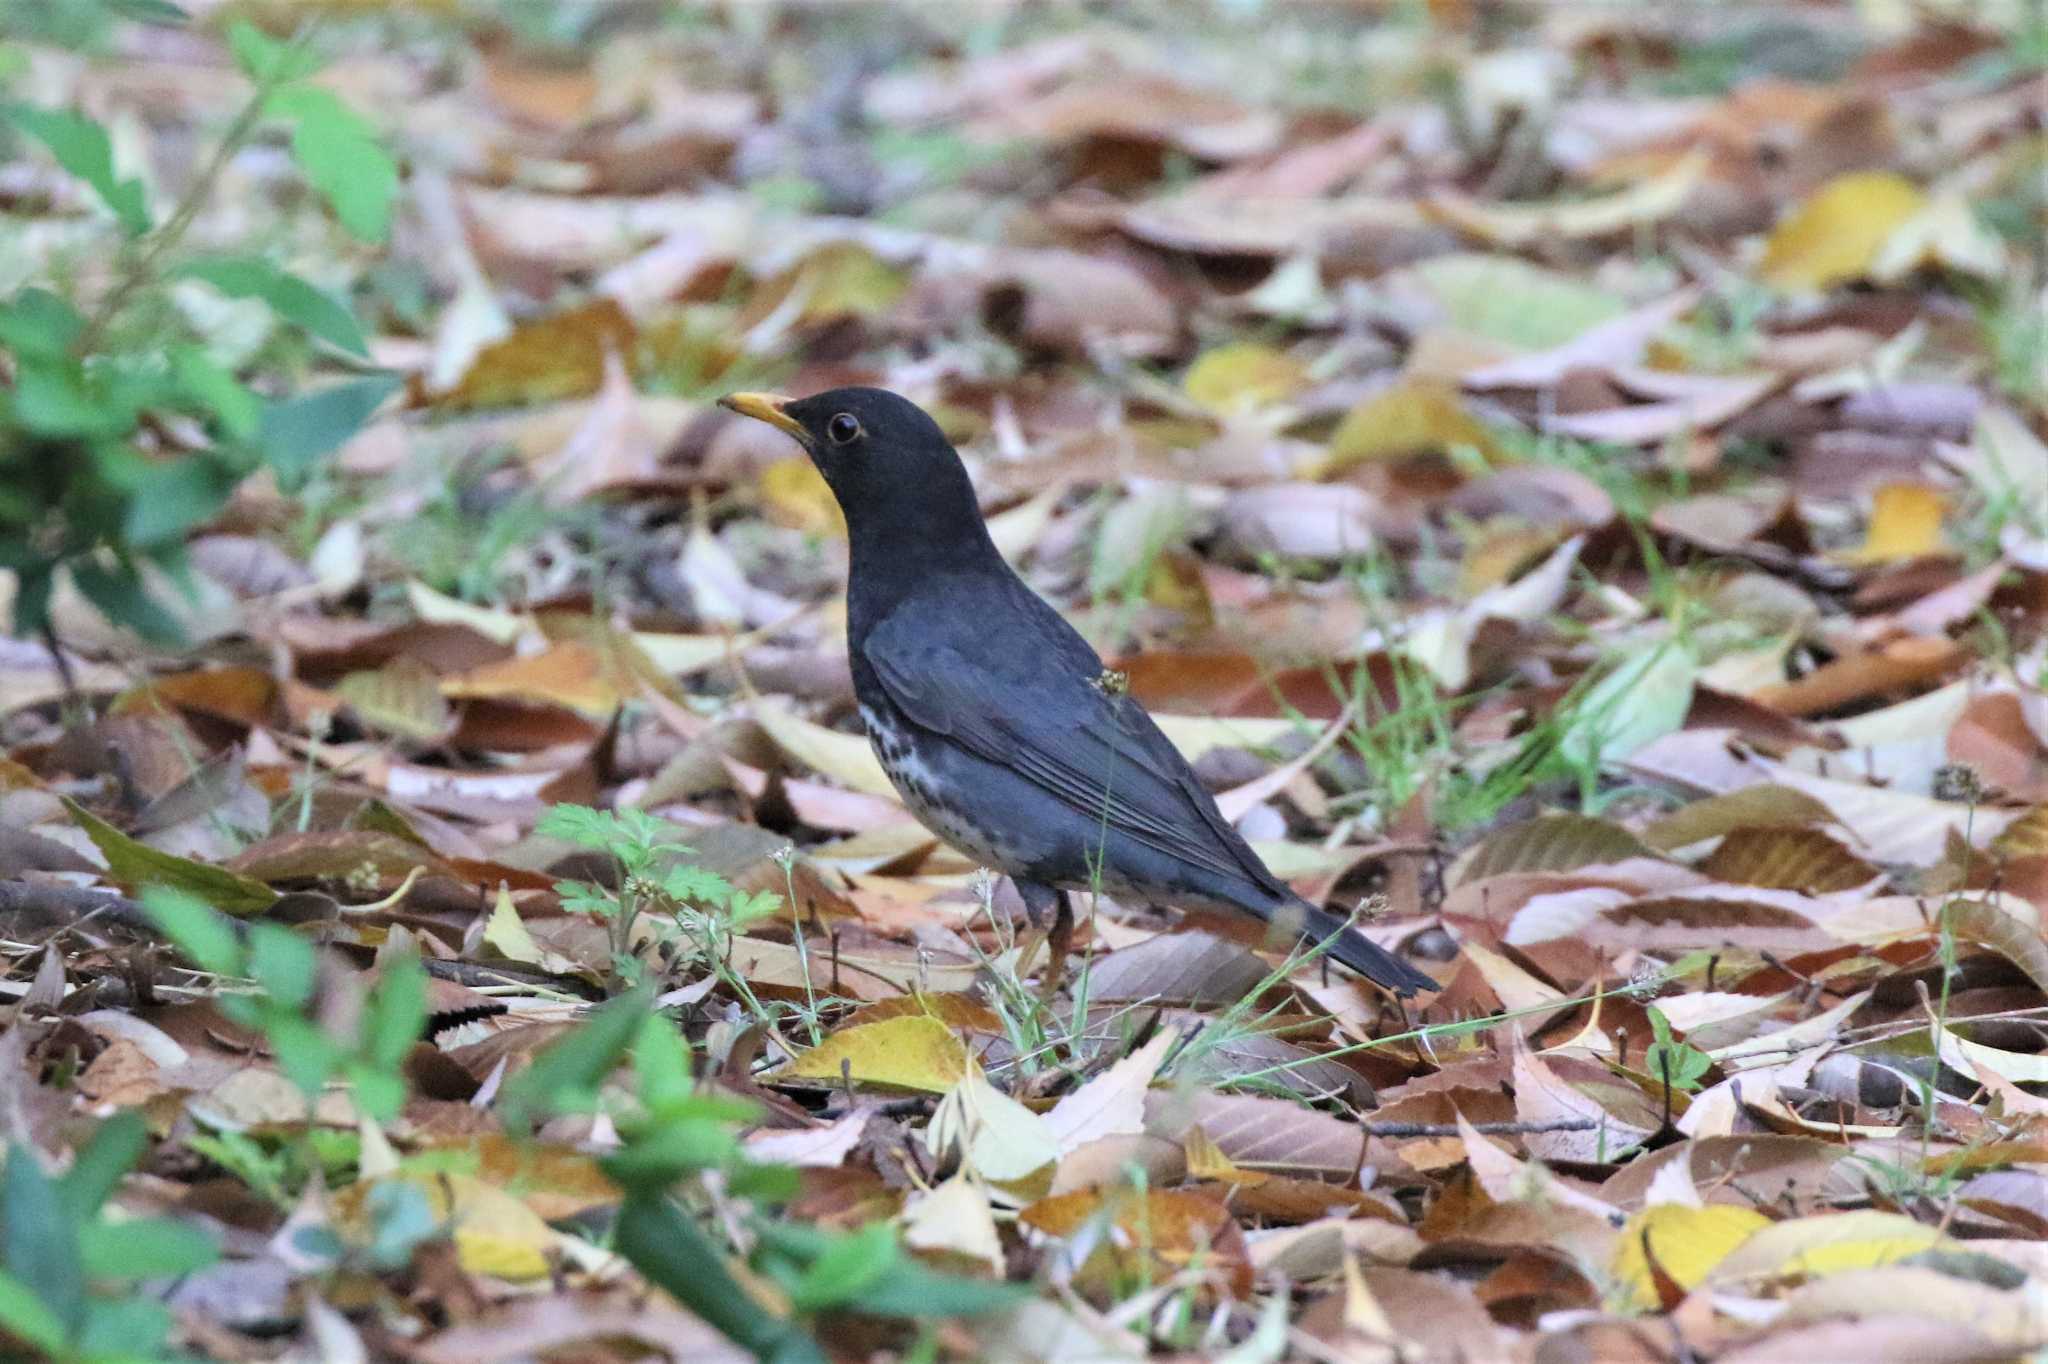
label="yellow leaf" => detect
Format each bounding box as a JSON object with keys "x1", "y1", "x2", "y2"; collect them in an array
[
  {"x1": 1850, "y1": 481, "x2": 1946, "y2": 562},
  {"x1": 1183, "y1": 342, "x2": 1310, "y2": 413},
  {"x1": 482, "y1": 884, "x2": 584, "y2": 977},
  {"x1": 342, "y1": 1174, "x2": 556, "y2": 1281},
  {"x1": 745, "y1": 242, "x2": 907, "y2": 328},
  {"x1": 754, "y1": 703, "x2": 898, "y2": 798},
  {"x1": 1315, "y1": 379, "x2": 1500, "y2": 476},
  {"x1": 760, "y1": 456, "x2": 846, "y2": 538},
  {"x1": 773, "y1": 1015, "x2": 969, "y2": 1092},
  {"x1": 1760, "y1": 172, "x2": 1927, "y2": 291},
  {"x1": 335, "y1": 657, "x2": 451, "y2": 742},
  {"x1": 1710, "y1": 1209, "x2": 1944, "y2": 1285},
  {"x1": 1612, "y1": 1204, "x2": 1770, "y2": 1309},
  {"x1": 1183, "y1": 1125, "x2": 1263, "y2": 1185},
  {"x1": 1427, "y1": 150, "x2": 1708, "y2": 247},
  {"x1": 902, "y1": 1174, "x2": 1004, "y2": 1270}
]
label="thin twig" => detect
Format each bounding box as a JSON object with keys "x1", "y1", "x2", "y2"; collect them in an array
[
  {"x1": 0, "y1": 882, "x2": 155, "y2": 934},
  {"x1": 1362, "y1": 1116, "x2": 1597, "y2": 1138},
  {"x1": 75, "y1": 22, "x2": 317, "y2": 356}
]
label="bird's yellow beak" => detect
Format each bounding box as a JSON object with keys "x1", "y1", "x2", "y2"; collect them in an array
[{"x1": 718, "y1": 392, "x2": 806, "y2": 443}]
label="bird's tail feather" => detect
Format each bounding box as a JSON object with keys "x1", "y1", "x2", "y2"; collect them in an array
[{"x1": 1283, "y1": 898, "x2": 1437, "y2": 996}]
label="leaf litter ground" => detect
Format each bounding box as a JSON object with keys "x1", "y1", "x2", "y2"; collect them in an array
[{"x1": 2, "y1": 2, "x2": 2047, "y2": 1361}]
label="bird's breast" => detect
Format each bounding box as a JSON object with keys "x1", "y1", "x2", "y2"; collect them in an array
[{"x1": 859, "y1": 703, "x2": 1028, "y2": 874}]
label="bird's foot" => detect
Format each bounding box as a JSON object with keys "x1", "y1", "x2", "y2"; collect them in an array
[{"x1": 1035, "y1": 891, "x2": 1074, "y2": 1004}]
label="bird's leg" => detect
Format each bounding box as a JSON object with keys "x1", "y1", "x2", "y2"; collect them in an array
[
  {"x1": 1015, "y1": 880, "x2": 1073, "y2": 1001},
  {"x1": 1038, "y1": 891, "x2": 1075, "y2": 1003}
]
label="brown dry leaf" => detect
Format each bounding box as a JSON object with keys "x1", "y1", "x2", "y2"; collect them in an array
[
  {"x1": 1644, "y1": 786, "x2": 1843, "y2": 852},
  {"x1": 440, "y1": 643, "x2": 621, "y2": 717},
  {"x1": 1455, "y1": 814, "x2": 1657, "y2": 886},
  {"x1": 438, "y1": 298, "x2": 637, "y2": 410},
  {"x1": 1511, "y1": 1042, "x2": 1658, "y2": 1164},
  {"x1": 1696, "y1": 827, "x2": 1881, "y2": 893},
  {"x1": 1753, "y1": 637, "x2": 1965, "y2": 716},
  {"x1": 1760, "y1": 172, "x2": 1928, "y2": 291},
  {"x1": 1020, "y1": 1185, "x2": 1254, "y2": 1297}
]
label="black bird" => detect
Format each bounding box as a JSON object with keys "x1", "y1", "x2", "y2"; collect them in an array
[{"x1": 719, "y1": 387, "x2": 1436, "y2": 996}]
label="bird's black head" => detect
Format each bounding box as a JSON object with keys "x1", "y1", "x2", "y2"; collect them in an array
[{"x1": 718, "y1": 386, "x2": 992, "y2": 568}]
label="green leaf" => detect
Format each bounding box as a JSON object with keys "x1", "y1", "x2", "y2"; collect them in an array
[
  {"x1": 68, "y1": 557, "x2": 186, "y2": 648},
  {"x1": 601, "y1": 1119, "x2": 739, "y2": 1189},
  {"x1": 754, "y1": 1222, "x2": 1022, "y2": 1319},
  {"x1": 12, "y1": 358, "x2": 127, "y2": 438},
  {"x1": 108, "y1": 0, "x2": 191, "y2": 24},
  {"x1": 534, "y1": 804, "x2": 627, "y2": 850},
  {"x1": 75, "y1": 1295, "x2": 175, "y2": 1357},
  {"x1": 78, "y1": 1217, "x2": 218, "y2": 1280},
  {"x1": 1, "y1": 104, "x2": 151, "y2": 237},
  {"x1": 0, "y1": 1269, "x2": 68, "y2": 1353},
  {"x1": 497, "y1": 986, "x2": 651, "y2": 1138},
  {"x1": 788, "y1": 1222, "x2": 897, "y2": 1312},
  {"x1": 73, "y1": 803, "x2": 278, "y2": 915},
  {"x1": 1645, "y1": 1007, "x2": 1712, "y2": 1094},
  {"x1": 269, "y1": 86, "x2": 395, "y2": 242},
  {"x1": 170, "y1": 347, "x2": 262, "y2": 441},
  {"x1": 176, "y1": 257, "x2": 367, "y2": 357},
  {"x1": 346, "y1": 1060, "x2": 405, "y2": 1122},
  {"x1": 141, "y1": 888, "x2": 245, "y2": 977},
  {"x1": 1, "y1": 1144, "x2": 85, "y2": 1339},
  {"x1": 266, "y1": 1013, "x2": 344, "y2": 1097},
  {"x1": 246, "y1": 923, "x2": 317, "y2": 1010},
  {"x1": 633, "y1": 1015, "x2": 693, "y2": 1111},
  {"x1": 860, "y1": 1255, "x2": 1026, "y2": 1319},
  {"x1": 122, "y1": 453, "x2": 239, "y2": 548},
  {"x1": 259, "y1": 372, "x2": 401, "y2": 487},
  {"x1": 361, "y1": 953, "x2": 426, "y2": 1070},
  {"x1": 59, "y1": 1113, "x2": 146, "y2": 1220},
  {"x1": 362, "y1": 1180, "x2": 434, "y2": 1270},
  {"x1": 0, "y1": 288, "x2": 84, "y2": 358},
  {"x1": 1558, "y1": 637, "x2": 1699, "y2": 771},
  {"x1": 613, "y1": 1195, "x2": 821, "y2": 1363},
  {"x1": 226, "y1": 20, "x2": 320, "y2": 84}
]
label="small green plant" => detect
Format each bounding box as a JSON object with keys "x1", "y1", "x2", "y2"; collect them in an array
[
  {"x1": 536, "y1": 805, "x2": 783, "y2": 991},
  {"x1": 142, "y1": 888, "x2": 426, "y2": 1122},
  {"x1": 0, "y1": 12, "x2": 398, "y2": 649},
  {"x1": 1643, "y1": 1006, "x2": 1712, "y2": 1094},
  {"x1": 0, "y1": 1112, "x2": 218, "y2": 1364},
  {"x1": 499, "y1": 990, "x2": 1021, "y2": 1363}
]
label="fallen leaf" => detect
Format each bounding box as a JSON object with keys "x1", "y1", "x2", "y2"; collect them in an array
[
  {"x1": 1760, "y1": 172, "x2": 1927, "y2": 291},
  {"x1": 772, "y1": 1015, "x2": 970, "y2": 1093}
]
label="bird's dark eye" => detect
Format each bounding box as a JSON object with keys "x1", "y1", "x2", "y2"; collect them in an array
[{"x1": 826, "y1": 413, "x2": 862, "y2": 445}]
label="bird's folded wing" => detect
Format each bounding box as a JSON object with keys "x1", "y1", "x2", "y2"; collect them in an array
[{"x1": 862, "y1": 608, "x2": 1280, "y2": 893}]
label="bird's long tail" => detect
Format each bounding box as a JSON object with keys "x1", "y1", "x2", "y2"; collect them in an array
[{"x1": 1283, "y1": 898, "x2": 1437, "y2": 996}]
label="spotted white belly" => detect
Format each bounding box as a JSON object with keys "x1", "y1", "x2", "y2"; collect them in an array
[{"x1": 860, "y1": 704, "x2": 1023, "y2": 873}]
